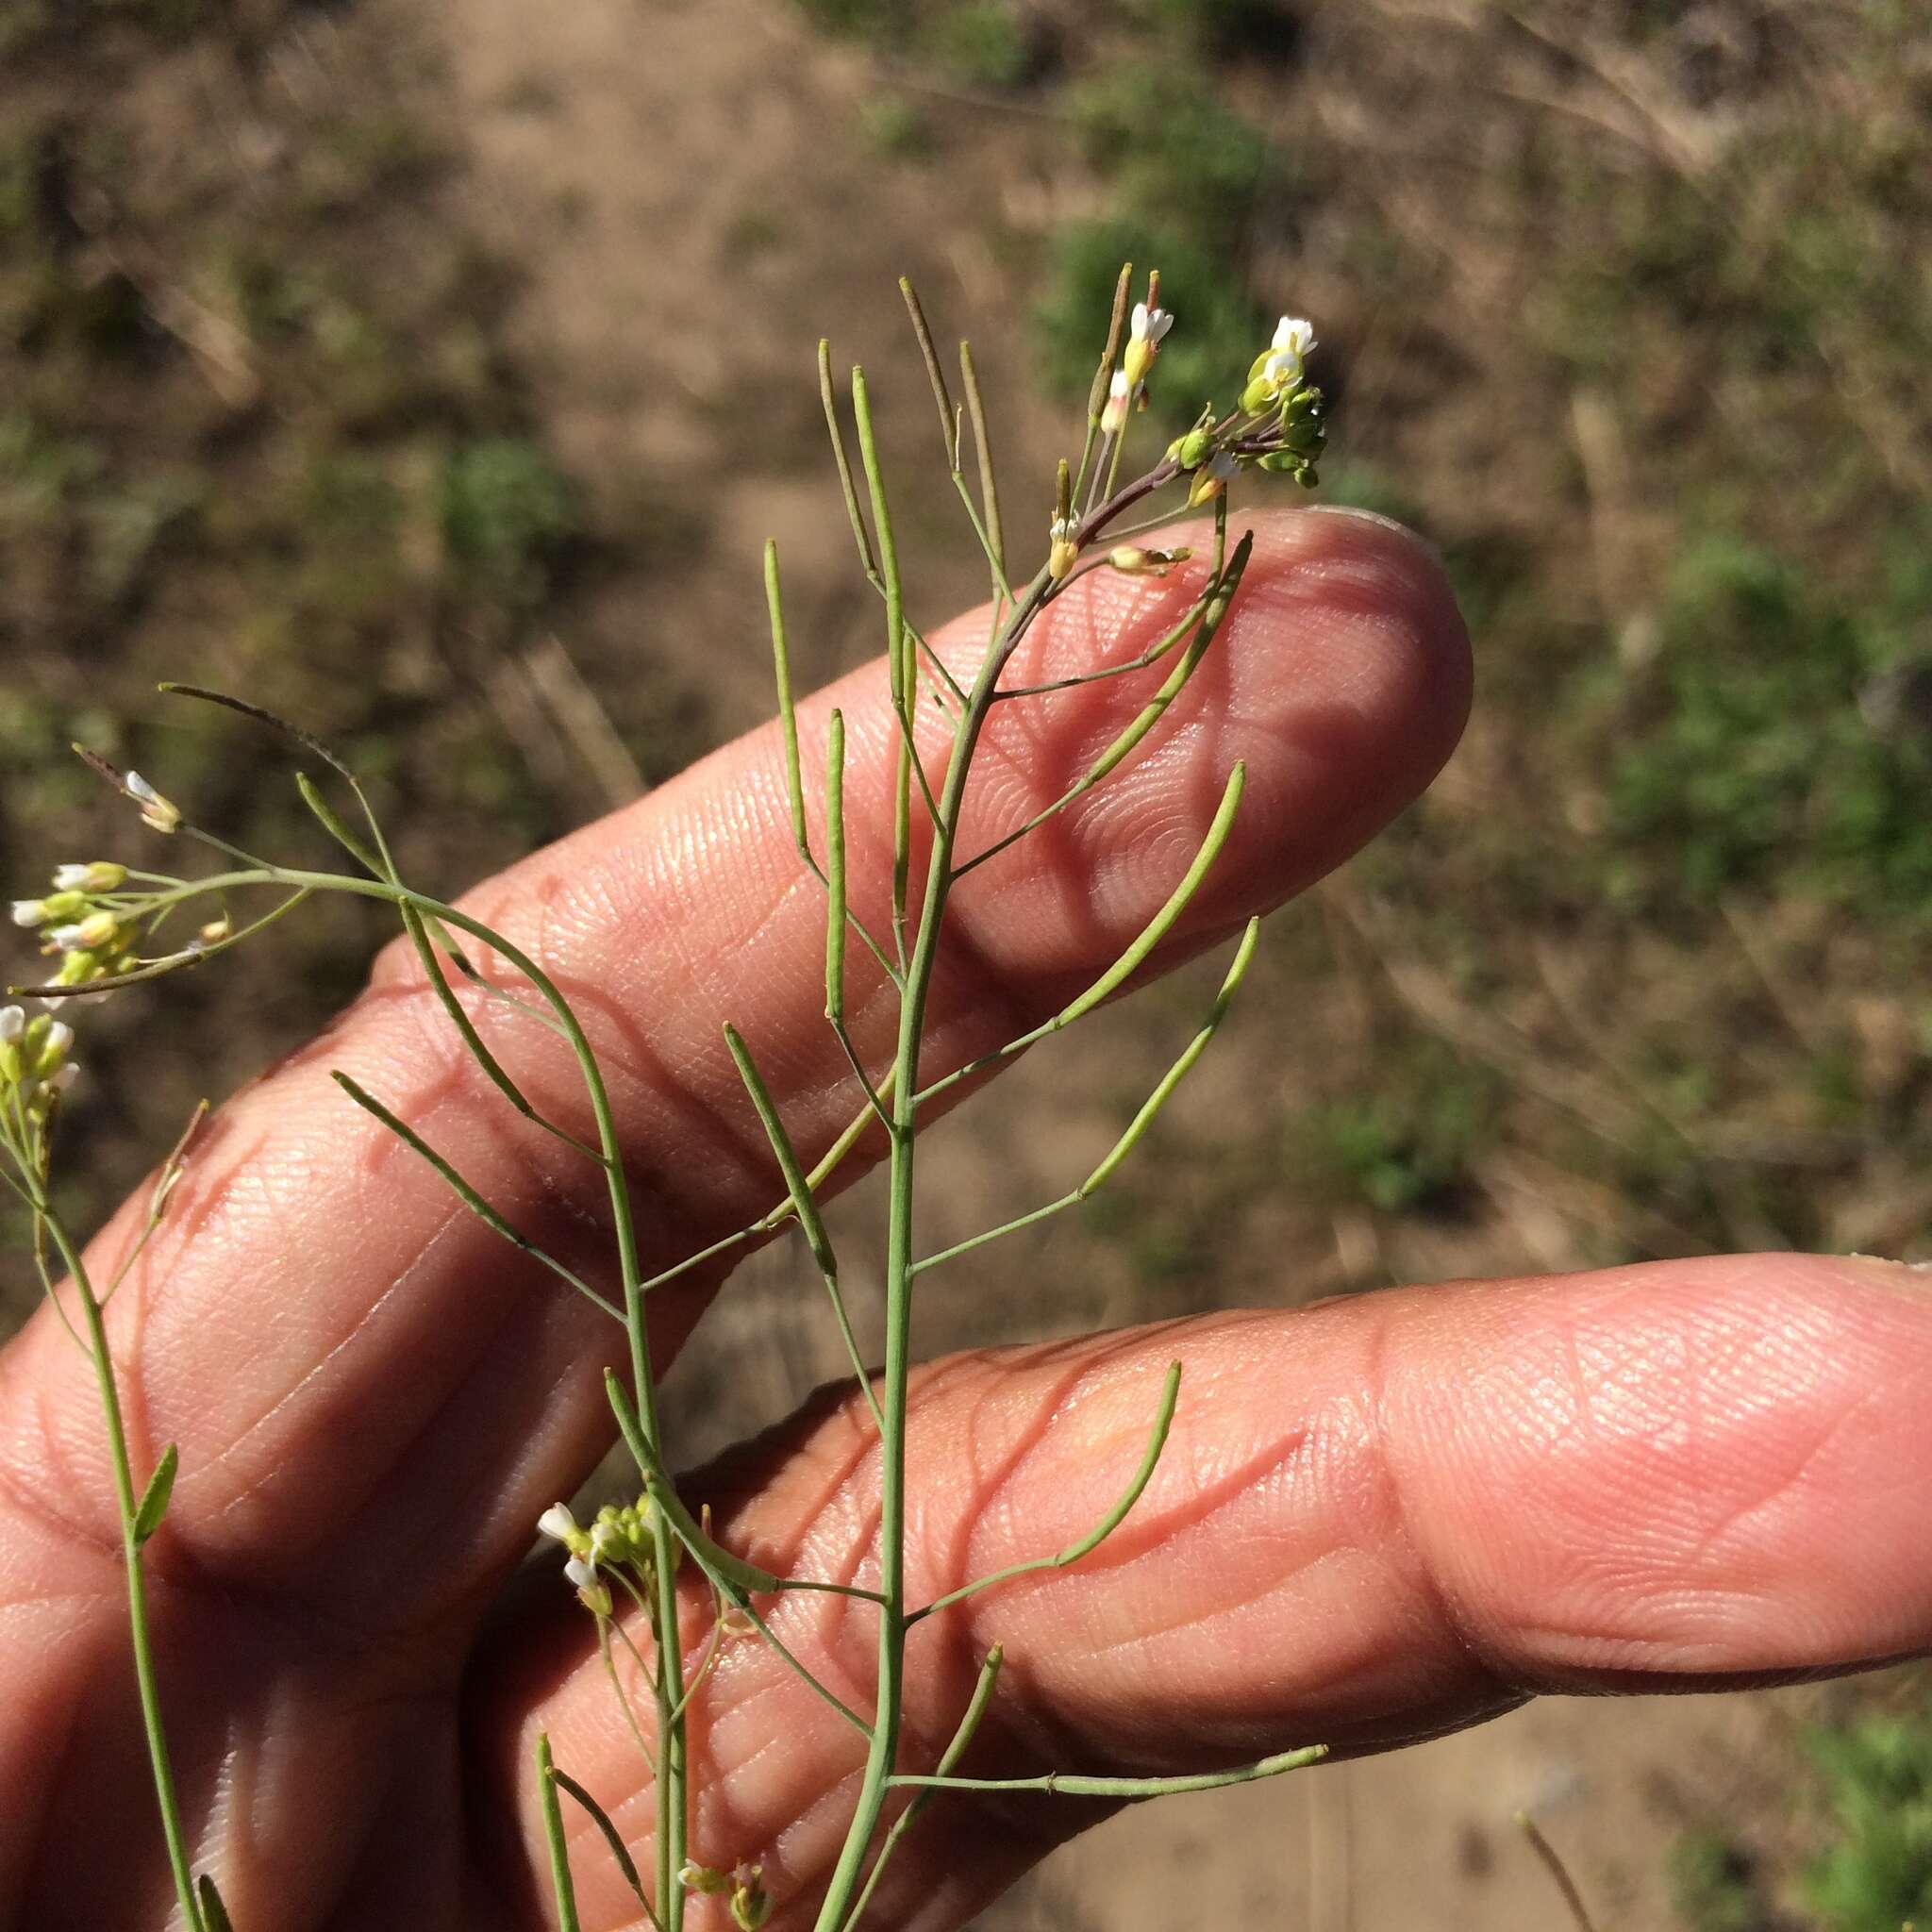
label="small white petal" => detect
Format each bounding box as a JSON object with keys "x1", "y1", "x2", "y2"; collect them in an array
[
  {"x1": 563, "y1": 1554, "x2": 597, "y2": 1590},
  {"x1": 10, "y1": 901, "x2": 46, "y2": 927},
  {"x1": 537, "y1": 1503, "x2": 577, "y2": 1543},
  {"x1": 1109, "y1": 369, "x2": 1130, "y2": 398},
  {"x1": 1130, "y1": 300, "x2": 1150, "y2": 341},
  {"x1": 1272, "y1": 316, "x2": 1316, "y2": 358},
  {"x1": 48, "y1": 925, "x2": 88, "y2": 952},
  {"x1": 52, "y1": 866, "x2": 91, "y2": 891},
  {"x1": 50, "y1": 1062, "x2": 78, "y2": 1093},
  {"x1": 0, "y1": 1006, "x2": 23, "y2": 1043},
  {"x1": 43, "y1": 1022, "x2": 74, "y2": 1058},
  {"x1": 125, "y1": 772, "x2": 159, "y2": 805}
]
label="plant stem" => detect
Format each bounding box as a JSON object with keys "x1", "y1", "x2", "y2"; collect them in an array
[
  {"x1": 805, "y1": 436, "x2": 1211, "y2": 1926},
  {"x1": 809, "y1": 548, "x2": 1068, "y2": 1927},
  {"x1": 40, "y1": 1207, "x2": 204, "y2": 1932}
]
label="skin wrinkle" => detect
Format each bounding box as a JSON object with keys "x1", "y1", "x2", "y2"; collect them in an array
[
  {"x1": 1367, "y1": 1296, "x2": 1504, "y2": 1687},
  {"x1": 201, "y1": 1196, "x2": 471, "y2": 1510},
  {"x1": 1011, "y1": 1424, "x2": 1451, "y2": 1727},
  {"x1": 918, "y1": 1347, "x2": 1105, "y2": 1621},
  {"x1": 1, "y1": 1391, "x2": 127, "y2": 1574}
]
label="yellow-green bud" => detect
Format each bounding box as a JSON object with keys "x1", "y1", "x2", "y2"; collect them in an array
[
  {"x1": 53, "y1": 862, "x2": 127, "y2": 892},
  {"x1": 680, "y1": 1863, "x2": 728, "y2": 1896},
  {"x1": 1107, "y1": 544, "x2": 1193, "y2": 577},
  {"x1": 1187, "y1": 453, "x2": 1237, "y2": 508},
  {"x1": 1240, "y1": 375, "x2": 1276, "y2": 414}
]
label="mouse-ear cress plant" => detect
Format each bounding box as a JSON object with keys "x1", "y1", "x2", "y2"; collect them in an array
[{"x1": 6, "y1": 267, "x2": 1329, "y2": 1931}]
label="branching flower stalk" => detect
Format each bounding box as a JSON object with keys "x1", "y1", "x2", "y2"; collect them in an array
[{"x1": 8, "y1": 266, "x2": 1331, "y2": 1930}]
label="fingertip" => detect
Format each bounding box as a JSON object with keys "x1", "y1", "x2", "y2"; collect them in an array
[{"x1": 1231, "y1": 506, "x2": 1473, "y2": 796}]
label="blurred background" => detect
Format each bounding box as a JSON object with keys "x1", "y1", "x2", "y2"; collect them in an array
[{"x1": 4, "y1": 0, "x2": 1931, "y2": 1925}]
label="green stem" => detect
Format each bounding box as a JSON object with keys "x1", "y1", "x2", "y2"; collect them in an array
[
  {"x1": 888, "y1": 1743, "x2": 1327, "y2": 1799},
  {"x1": 808, "y1": 555, "x2": 1058, "y2": 1932},
  {"x1": 41, "y1": 1207, "x2": 204, "y2": 1932}
]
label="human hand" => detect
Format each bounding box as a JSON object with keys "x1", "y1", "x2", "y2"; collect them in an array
[{"x1": 6, "y1": 508, "x2": 1929, "y2": 1929}]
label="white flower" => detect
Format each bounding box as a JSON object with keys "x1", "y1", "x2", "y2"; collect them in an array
[
  {"x1": 1130, "y1": 300, "x2": 1174, "y2": 348},
  {"x1": 10, "y1": 901, "x2": 46, "y2": 927},
  {"x1": 1262, "y1": 316, "x2": 1316, "y2": 389},
  {"x1": 43, "y1": 1022, "x2": 74, "y2": 1060},
  {"x1": 1100, "y1": 367, "x2": 1131, "y2": 435},
  {"x1": 539, "y1": 1500, "x2": 603, "y2": 1593},
  {"x1": 0, "y1": 1006, "x2": 23, "y2": 1044},
  {"x1": 537, "y1": 1502, "x2": 579, "y2": 1545}
]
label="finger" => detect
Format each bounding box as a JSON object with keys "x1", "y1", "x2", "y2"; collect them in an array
[
  {"x1": 0, "y1": 508, "x2": 1467, "y2": 1621},
  {"x1": 501, "y1": 1254, "x2": 1932, "y2": 1931}
]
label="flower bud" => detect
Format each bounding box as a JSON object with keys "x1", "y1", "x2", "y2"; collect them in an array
[
  {"x1": 1187, "y1": 451, "x2": 1238, "y2": 507},
  {"x1": 37, "y1": 1021, "x2": 75, "y2": 1074},
  {"x1": 1122, "y1": 293, "x2": 1173, "y2": 391},
  {"x1": 125, "y1": 772, "x2": 182, "y2": 835},
  {"x1": 1047, "y1": 514, "x2": 1078, "y2": 582},
  {"x1": 53, "y1": 862, "x2": 127, "y2": 893},
  {"x1": 1177, "y1": 425, "x2": 1216, "y2": 469},
  {"x1": 1107, "y1": 545, "x2": 1192, "y2": 577},
  {"x1": 1099, "y1": 368, "x2": 1131, "y2": 436},
  {"x1": 730, "y1": 1864, "x2": 772, "y2": 1932},
  {"x1": 680, "y1": 1863, "x2": 728, "y2": 1896}
]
